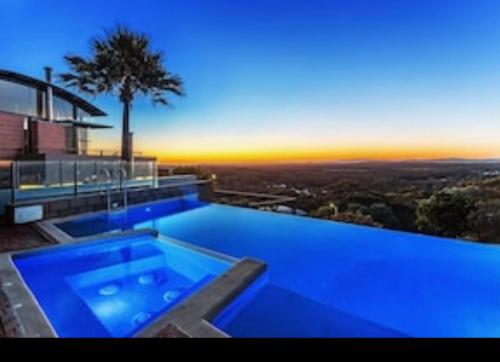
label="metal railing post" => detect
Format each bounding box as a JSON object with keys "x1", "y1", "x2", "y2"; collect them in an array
[
  {"x1": 59, "y1": 160, "x2": 64, "y2": 187},
  {"x1": 117, "y1": 167, "x2": 128, "y2": 209},
  {"x1": 152, "y1": 161, "x2": 156, "y2": 188},
  {"x1": 119, "y1": 169, "x2": 123, "y2": 191},
  {"x1": 73, "y1": 161, "x2": 78, "y2": 196},
  {"x1": 10, "y1": 161, "x2": 16, "y2": 204},
  {"x1": 130, "y1": 159, "x2": 135, "y2": 180}
]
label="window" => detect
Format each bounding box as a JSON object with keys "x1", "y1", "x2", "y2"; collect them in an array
[
  {"x1": 76, "y1": 127, "x2": 89, "y2": 155},
  {"x1": 76, "y1": 108, "x2": 91, "y2": 121},
  {"x1": 65, "y1": 127, "x2": 76, "y2": 154},
  {"x1": 0, "y1": 79, "x2": 39, "y2": 117},
  {"x1": 53, "y1": 96, "x2": 74, "y2": 120}
]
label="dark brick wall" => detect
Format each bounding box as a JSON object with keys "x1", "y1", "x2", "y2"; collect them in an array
[
  {"x1": 42, "y1": 182, "x2": 212, "y2": 220},
  {"x1": 42, "y1": 189, "x2": 183, "y2": 219},
  {"x1": 6, "y1": 181, "x2": 214, "y2": 224},
  {"x1": 0, "y1": 112, "x2": 25, "y2": 160}
]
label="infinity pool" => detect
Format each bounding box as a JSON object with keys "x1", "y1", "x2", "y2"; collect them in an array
[
  {"x1": 12, "y1": 233, "x2": 232, "y2": 337},
  {"x1": 56, "y1": 198, "x2": 500, "y2": 337}
]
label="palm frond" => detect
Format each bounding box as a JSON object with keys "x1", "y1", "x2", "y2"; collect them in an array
[{"x1": 59, "y1": 25, "x2": 184, "y2": 113}]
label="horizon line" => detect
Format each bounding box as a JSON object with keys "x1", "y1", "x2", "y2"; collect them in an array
[{"x1": 156, "y1": 156, "x2": 500, "y2": 166}]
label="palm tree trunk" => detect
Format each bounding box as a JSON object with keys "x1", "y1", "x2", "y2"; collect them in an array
[{"x1": 121, "y1": 100, "x2": 132, "y2": 161}]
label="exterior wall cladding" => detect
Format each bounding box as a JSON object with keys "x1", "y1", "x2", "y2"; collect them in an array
[
  {"x1": 30, "y1": 120, "x2": 66, "y2": 154},
  {"x1": 0, "y1": 111, "x2": 25, "y2": 159},
  {"x1": 0, "y1": 111, "x2": 67, "y2": 159}
]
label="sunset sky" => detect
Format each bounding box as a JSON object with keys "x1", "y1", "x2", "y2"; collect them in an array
[{"x1": 3, "y1": 0, "x2": 500, "y2": 163}]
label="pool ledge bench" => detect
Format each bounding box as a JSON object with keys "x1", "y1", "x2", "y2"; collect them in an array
[{"x1": 135, "y1": 258, "x2": 266, "y2": 338}]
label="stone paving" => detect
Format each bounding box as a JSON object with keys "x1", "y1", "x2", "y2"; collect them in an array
[{"x1": 0, "y1": 223, "x2": 55, "y2": 337}]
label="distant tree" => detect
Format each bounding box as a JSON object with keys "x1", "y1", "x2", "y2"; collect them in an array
[
  {"x1": 467, "y1": 200, "x2": 500, "y2": 243},
  {"x1": 314, "y1": 205, "x2": 332, "y2": 218},
  {"x1": 416, "y1": 189, "x2": 475, "y2": 238},
  {"x1": 347, "y1": 191, "x2": 385, "y2": 206},
  {"x1": 60, "y1": 25, "x2": 184, "y2": 160},
  {"x1": 313, "y1": 202, "x2": 338, "y2": 219},
  {"x1": 332, "y1": 211, "x2": 381, "y2": 227},
  {"x1": 346, "y1": 202, "x2": 367, "y2": 213},
  {"x1": 388, "y1": 200, "x2": 418, "y2": 231},
  {"x1": 482, "y1": 176, "x2": 500, "y2": 188},
  {"x1": 367, "y1": 203, "x2": 400, "y2": 228}
]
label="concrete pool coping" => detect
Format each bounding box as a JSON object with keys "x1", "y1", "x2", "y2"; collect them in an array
[
  {"x1": 135, "y1": 258, "x2": 265, "y2": 338},
  {"x1": 0, "y1": 226, "x2": 267, "y2": 338},
  {"x1": 0, "y1": 251, "x2": 56, "y2": 337}
]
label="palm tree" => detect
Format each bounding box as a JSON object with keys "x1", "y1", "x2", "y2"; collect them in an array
[{"x1": 60, "y1": 26, "x2": 184, "y2": 160}]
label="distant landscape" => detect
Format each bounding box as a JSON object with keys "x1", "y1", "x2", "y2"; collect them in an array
[{"x1": 169, "y1": 161, "x2": 500, "y2": 244}]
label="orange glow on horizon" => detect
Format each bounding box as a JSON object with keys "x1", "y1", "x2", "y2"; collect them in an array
[
  {"x1": 99, "y1": 135, "x2": 500, "y2": 164},
  {"x1": 150, "y1": 145, "x2": 500, "y2": 164}
]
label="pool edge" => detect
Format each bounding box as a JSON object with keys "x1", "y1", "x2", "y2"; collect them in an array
[
  {"x1": 0, "y1": 252, "x2": 56, "y2": 337},
  {"x1": 1, "y1": 225, "x2": 267, "y2": 338},
  {"x1": 135, "y1": 258, "x2": 267, "y2": 338},
  {"x1": 0, "y1": 228, "x2": 161, "y2": 338}
]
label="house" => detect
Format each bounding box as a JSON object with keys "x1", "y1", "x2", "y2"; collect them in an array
[
  {"x1": 0, "y1": 68, "x2": 158, "y2": 219},
  {"x1": 0, "y1": 67, "x2": 112, "y2": 161}
]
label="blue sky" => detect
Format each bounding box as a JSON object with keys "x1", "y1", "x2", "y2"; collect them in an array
[{"x1": 2, "y1": 0, "x2": 500, "y2": 162}]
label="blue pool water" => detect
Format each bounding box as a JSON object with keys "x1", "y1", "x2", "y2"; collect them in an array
[
  {"x1": 12, "y1": 233, "x2": 232, "y2": 337},
  {"x1": 56, "y1": 198, "x2": 500, "y2": 337}
]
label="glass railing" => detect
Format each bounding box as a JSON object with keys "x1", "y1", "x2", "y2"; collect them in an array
[
  {"x1": 63, "y1": 149, "x2": 148, "y2": 157},
  {"x1": 10, "y1": 159, "x2": 157, "y2": 202}
]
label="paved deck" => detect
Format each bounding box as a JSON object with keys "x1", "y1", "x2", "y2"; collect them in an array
[
  {"x1": 0, "y1": 223, "x2": 55, "y2": 337},
  {"x1": 0, "y1": 224, "x2": 54, "y2": 254}
]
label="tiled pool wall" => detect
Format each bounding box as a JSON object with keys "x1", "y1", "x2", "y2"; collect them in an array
[{"x1": 5, "y1": 178, "x2": 213, "y2": 224}]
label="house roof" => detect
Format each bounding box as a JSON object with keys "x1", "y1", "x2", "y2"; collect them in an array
[
  {"x1": 0, "y1": 69, "x2": 107, "y2": 117},
  {"x1": 54, "y1": 119, "x2": 113, "y2": 129}
]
